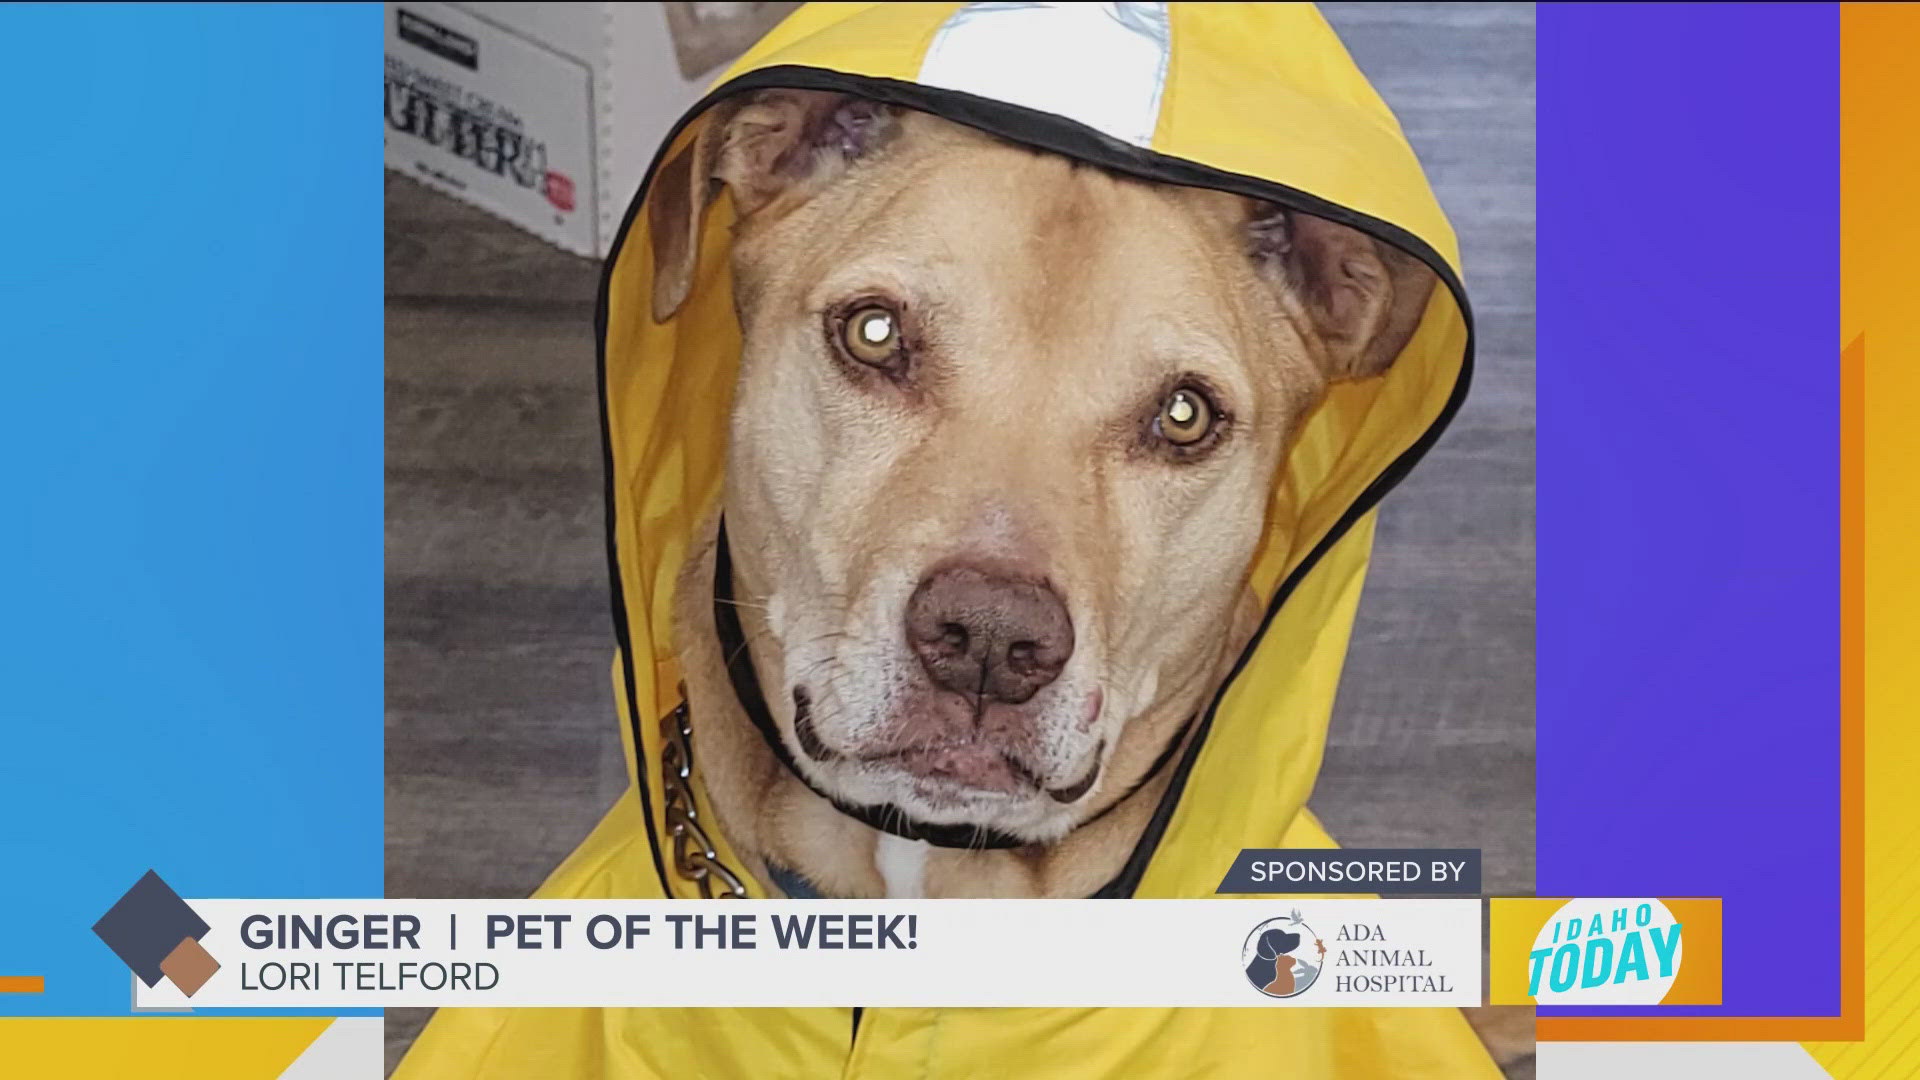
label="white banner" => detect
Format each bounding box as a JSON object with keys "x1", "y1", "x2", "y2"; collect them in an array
[{"x1": 135, "y1": 899, "x2": 1481, "y2": 1009}]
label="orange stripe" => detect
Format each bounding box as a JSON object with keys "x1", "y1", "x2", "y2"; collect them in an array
[
  {"x1": 1807, "y1": 5, "x2": 1920, "y2": 1070},
  {"x1": 1837, "y1": 329, "x2": 1866, "y2": 1041},
  {"x1": 0, "y1": 976, "x2": 46, "y2": 993}
]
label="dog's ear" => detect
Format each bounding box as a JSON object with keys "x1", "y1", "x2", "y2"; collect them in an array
[
  {"x1": 1246, "y1": 203, "x2": 1437, "y2": 382},
  {"x1": 648, "y1": 90, "x2": 900, "y2": 322}
]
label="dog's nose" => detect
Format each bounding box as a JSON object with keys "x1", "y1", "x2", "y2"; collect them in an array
[{"x1": 905, "y1": 565, "x2": 1074, "y2": 704}]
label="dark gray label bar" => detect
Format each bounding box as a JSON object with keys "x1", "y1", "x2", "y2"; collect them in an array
[{"x1": 1216, "y1": 849, "x2": 1482, "y2": 894}]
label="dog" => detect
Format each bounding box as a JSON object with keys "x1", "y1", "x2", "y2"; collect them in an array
[
  {"x1": 649, "y1": 87, "x2": 1434, "y2": 900},
  {"x1": 1247, "y1": 928, "x2": 1317, "y2": 996},
  {"x1": 648, "y1": 85, "x2": 1530, "y2": 1075}
]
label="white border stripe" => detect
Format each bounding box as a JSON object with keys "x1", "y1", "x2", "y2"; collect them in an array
[
  {"x1": 1536, "y1": 1042, "x2": 1834, "y2": 1079},
  {"x1": 918, "y1": 2, "x2": 1171, "y2": 148},
  {"x1": 276, "y1": 1017, "x2": 384, "y2": 1080}
]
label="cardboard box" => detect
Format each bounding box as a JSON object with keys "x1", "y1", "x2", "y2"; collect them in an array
[{"x1": 385, "y1": 3, "x2": 792, "y2": 257}]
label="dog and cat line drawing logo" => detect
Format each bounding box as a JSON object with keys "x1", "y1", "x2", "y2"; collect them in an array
[
  {"x1": 1242, "y1": 909, "x2": 1326, "y2": 998},
  {"x1": 92, "y1": 870, "x2": 220, "y2": 997}
]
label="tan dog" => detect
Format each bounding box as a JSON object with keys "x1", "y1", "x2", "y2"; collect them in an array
[
  {"x1": 650, "y1": 86, "x2": 1531, "y2": 1073},
  {"x1": 649, "y1": 89, "x2": 1431, "y2": 899}
]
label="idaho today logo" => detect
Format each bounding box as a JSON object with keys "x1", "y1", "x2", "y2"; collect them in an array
[{"x1": 1529, "y1": 897, "x2": 1681, "y2": 1005}]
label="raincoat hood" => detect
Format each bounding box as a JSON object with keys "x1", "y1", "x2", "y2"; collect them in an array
[{"x1": 398, "y1": 4, "x2": 1492, "y2": 1077}]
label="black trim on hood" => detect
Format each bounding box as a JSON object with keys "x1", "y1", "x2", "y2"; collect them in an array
[
  {"x1": 594, "y1": 65, "x2": 1476, "y2": 900},
  {"x1": 595, "y1": 178, "x2": 672, "y2": 895}
]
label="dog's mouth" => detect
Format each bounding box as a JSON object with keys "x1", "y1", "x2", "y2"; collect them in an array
[{"x1": 792, "y1": 686, "x2": 1101, "y2": 804}]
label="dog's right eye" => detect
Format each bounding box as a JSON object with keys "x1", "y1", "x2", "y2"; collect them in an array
[
  {"x1": 835, "y1": 303, "x2": 905, "y2": 370},
  {"x1": 1153, "y1": 384, "x2": 1223, "y2": 453}
]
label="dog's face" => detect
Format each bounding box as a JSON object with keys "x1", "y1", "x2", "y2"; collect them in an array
[{"x1": 651, "y1": 91, "x2": 1433, "y2": 842}]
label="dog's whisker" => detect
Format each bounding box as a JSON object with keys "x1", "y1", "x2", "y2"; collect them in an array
[
  {"x1": 721, "y1": 636, "x2": 756, "y2": 670},
  {"x1": 713, "y1": 597, "x2": 774, "y2": 614}
]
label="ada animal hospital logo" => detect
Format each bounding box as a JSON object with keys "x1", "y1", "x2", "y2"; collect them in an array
[
  {"x1": 1241, "y1": 907, "x2": 1463, "y2": 1000},
  {"x1": 1529, "y1": 897, "x2": 1681, "y2": 1005},
  {"x1": 1242, "y1": 910, "x2": 1325, "y2": 998}
]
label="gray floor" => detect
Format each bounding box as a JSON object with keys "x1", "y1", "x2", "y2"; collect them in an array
[{"x1": 385, "y1": 3, "x2": 1533, "y2": 1072}]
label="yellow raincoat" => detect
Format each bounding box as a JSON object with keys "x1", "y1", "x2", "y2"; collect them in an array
[{"x1": 397, "y1": 3, "x2": 1493, "y2": 1076}]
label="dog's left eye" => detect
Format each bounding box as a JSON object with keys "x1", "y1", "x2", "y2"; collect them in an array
[
  {"x1": 1155, "y1": 386, "x2": 1219, "y2": 448},
  {"x1": 838, "y1": 304, "x2": 903, "y2": 368}
]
